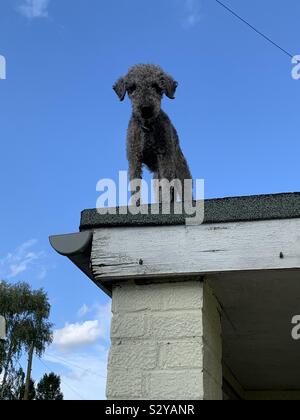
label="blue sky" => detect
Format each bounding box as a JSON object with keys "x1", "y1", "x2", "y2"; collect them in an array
[{"x1": 0, "y1": 0, "x2": 299, "y2": 399}]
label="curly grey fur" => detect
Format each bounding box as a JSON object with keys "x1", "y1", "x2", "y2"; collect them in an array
[{"x1": 113, "y1": 64, "x2": 192, "y2": 202}]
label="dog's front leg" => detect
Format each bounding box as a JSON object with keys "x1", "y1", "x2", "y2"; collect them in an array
[
  {"x1": 129, "y1": 161, "x2": 142, "y2": 184},
  {"x1": 128, "y1": 162, "x2": 143, "y2": 207},
  {"x1": 157, "y1": 155, "x2": 176, "y2": 203},
  {"x1": 127, "y1": 120, "x2": 143, "y2": 206}
]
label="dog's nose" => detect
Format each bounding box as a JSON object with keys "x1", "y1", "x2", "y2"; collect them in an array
[{"x1": 141, "y1": 106, "x2": 154, "y2": 119}]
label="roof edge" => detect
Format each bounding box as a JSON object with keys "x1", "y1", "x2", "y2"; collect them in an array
[{"x1": 80, "y1": 192, "x2": 300, "y2": 230}]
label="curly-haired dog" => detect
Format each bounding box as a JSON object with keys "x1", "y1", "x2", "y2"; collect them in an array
[{"x1": 113, "y1": 64, "x2": 192, "y2": 203}]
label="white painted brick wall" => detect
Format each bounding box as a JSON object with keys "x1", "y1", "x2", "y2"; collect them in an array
[{"x1": 107, "y1": 279, "x2": 222, "y2": 400}]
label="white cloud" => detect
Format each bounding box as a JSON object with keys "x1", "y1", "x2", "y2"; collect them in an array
[
  {"x1": 43, "y1": 302, "x2": 111, "y2": 400},
  {"x1": 0, "y1": 239, "x2": 49, "y2": 280},
  {"x1": 53, "y1": 320, "x2": 103, "y2": 351},
  {"x1": 53, "y1": 303, "x2": 111, "y2": 352},
  {"x1": 18, "y1": 0, "x2": 50, "y2": 19},
  {"x1": 183, "y1": 0, "x2": 202, "y2": 28},
  {"x1": 77, "y1": 302, "x2": 111, "y2": 333}
]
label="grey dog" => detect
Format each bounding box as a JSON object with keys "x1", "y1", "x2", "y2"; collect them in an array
[{"x1": 113, "y1": 64, "x2": 192, "y2": 202}]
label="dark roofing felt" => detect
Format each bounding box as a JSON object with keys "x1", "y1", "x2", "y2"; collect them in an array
[{"x1": 80, "y1": 192, "x2": 300, "y2": 230}]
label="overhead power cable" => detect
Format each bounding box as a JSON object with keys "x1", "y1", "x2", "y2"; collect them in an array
[
  {"x1": 46, "y1": 353, "x2": 107, "y2": 380},
  {"x1": 214, "y1": 0, "x2": 294, "y2": 59},
  {"x1": 38, "y1": 358, "x2": 86, "y2": 401}
]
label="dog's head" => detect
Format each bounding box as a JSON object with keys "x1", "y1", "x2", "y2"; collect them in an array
[{"x1": 113, "y1": 64, "x2": 178, "y2": 122}]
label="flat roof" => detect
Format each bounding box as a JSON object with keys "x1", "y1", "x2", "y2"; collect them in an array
[
  {"x1": 80, "y1": 192, "x2": 300, "y2": 230},
  {"x1": 51, "y1": 192, "x2": 300, "y2": 393}
]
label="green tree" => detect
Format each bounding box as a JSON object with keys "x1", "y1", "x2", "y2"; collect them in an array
[
  {"x1": 0, "y1": 281, "x2": 32, "y2": 397},
  {"x1": 0, "y1": 367, "x2": 22, "y2": 400},
  {"x1": 36, "y1": 373, "x2": 64, "y2": 400},
  {"x1": 0, "y1": 281, "x2": 53, "y2": 400},
  {"x1": 0, "y1": 368, "x2": 28, "y2": 400},
  {"x1": 13, "y1": 368, "x2": 26, "y2": 400},
  {"x1": 21, "y1": 289, "x2": 53, "y2": 400},
  {"x1": 18, "y1": 377, "x2": 36, "y2": 401}
]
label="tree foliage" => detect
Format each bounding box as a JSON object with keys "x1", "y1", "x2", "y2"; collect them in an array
[
  {"x1": 0, "y1": 281, "x2": 53, "y2": 400},
  {"x1": 0, "y1": 368, "x2": 25, "y2": 400},
  {"x1": 36, "y1": 373, "x2": 64, "y2": 400},
  {"x1": 18, "y1": 377, "x2": 36, "y2": 401}
]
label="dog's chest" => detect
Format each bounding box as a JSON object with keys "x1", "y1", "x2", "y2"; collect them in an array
[{"x1": 141, "y1": 131, "x2": 161, "y2": 171}]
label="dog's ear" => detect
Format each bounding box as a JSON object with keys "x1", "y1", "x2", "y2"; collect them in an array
[
  {"x1": 161, "y1": 73, "x2": 178, "y2": 99},
  {"x1": 113, "y1": 77, "x2": 126, "y2": 101}
]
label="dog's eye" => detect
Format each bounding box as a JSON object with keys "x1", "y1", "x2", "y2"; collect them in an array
[
  {"x1": 127, "y1": 84, "x2": 137, "y2": 94},
  {"x1": 152, "y1": 83, "x2": 163, "y2": 95}
]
